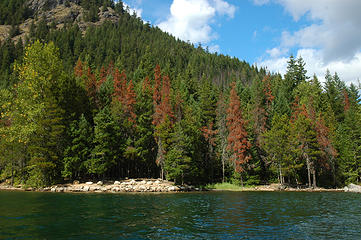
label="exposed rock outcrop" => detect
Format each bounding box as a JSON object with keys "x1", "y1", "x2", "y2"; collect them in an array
[
  {"x1": 46, "y1": 179, "x2": 198, "y2": 193},
  {"x1": 27, "y1": 0, "x2": 80, "y2": 12},
  {"x1": 344, "y1": 183, "x2": 361, "y2": 193},
  {"x1": 0, "y1": 0, "x2": 121, "y2": 43}
]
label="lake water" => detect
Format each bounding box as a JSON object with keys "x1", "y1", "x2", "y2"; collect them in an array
[{"x1": 0, "y1": 191, "x2": 360, "y2": 239}]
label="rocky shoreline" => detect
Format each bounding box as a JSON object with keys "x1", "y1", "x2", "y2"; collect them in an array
[
  {"x1": 0, "y1": 179, "x2": 201, "y2": 193},
  {"x1": 0, "y1": 181, "x2": 360, "y2": 193}
]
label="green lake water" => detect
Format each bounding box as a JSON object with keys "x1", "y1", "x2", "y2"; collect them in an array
[{"x1": 0, "y1": 191, "x2": 360, "y2": 239}]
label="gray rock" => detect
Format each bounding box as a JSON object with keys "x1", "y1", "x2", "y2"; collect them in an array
[
  {"x1": 85, "y1": 181, "x2": 93, "y2": 185},
  {"x1": 83, "y1": 186, "x2": 90, "y2": 192},
  {"x1": 345, "y1": 183, "x2": 361, "y2": 193},
  {"x1": 114, "y1": 181, "x2": 121, "y2": 185},
  {"x1": 97, "y1": 181, "x2": 103, "y2": 185},
  {"x1": 27, "y1": 0, "x2": 80, "y2": 12},
  {"x1": 51, "y1": 188, "x2": 56, "y2": 192},
  {"x1": 168, "y1": 186, "x2": 177, "y2": 191}
]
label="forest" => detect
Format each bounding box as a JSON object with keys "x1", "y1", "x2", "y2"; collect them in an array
[{"x1": 0, "y1": 0, "x2": 360, "y2": 188}]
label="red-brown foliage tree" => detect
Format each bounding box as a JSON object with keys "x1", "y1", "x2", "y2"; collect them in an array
[
  {"x1": 85, "y1": 67, "x2": 97, "y2": 100},
  {"x1": 226, "y1": 82, "x2": 252, "y2": 176},
  {"x1": 74, "y1": 59, "x2": 83, "y2": 77},
  {"x1": 113, "y1": 69, "x2": 127, "y2": 104},
  {"x1": 343, "y1": 90, "x2": 350, "y2": 112},
  {"x1": 124, "y1": 79, "x2": 137, "y2": 125}
]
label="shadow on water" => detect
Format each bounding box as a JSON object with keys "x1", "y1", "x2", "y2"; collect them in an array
[{"x1": 0, "y1": 191, "x2": 360, "y2": 239}]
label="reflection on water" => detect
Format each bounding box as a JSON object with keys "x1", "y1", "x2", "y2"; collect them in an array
[{"x1": 0, "y1": 191, "x2": 360, "y2": 239}]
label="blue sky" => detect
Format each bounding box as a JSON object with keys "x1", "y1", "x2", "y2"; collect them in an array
[{"x1": 123, "y1": 0, "x2": 361, "y2": 85}]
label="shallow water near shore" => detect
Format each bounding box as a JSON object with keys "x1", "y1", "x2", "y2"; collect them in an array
[{"x1": 1, "y1": 191, "x2": 360, "y2": 239}]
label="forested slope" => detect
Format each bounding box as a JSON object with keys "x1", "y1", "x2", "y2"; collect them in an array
[{"x1": 0, "y1": 0, "x2": 360, "y2": 188}]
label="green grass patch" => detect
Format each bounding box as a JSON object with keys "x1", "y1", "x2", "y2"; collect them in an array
[{"x1": 205, "y1": 182, "x2": 254, "y2": 191}]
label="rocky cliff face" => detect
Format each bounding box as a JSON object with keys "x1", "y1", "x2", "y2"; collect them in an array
[
  {"x1": 27, "y1": 0, "x2": 80, "y2": 12},
  {"x1": 0, "y1": 0, "x2": 120, "y2": 43}
]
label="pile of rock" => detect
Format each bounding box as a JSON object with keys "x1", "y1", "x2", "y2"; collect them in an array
[
  {"x1": 344, "y1": 183, "x2": 361, "y2": 193},
  {"x1": 47, "y1": 179, "x2": 199, "y2": 193}
]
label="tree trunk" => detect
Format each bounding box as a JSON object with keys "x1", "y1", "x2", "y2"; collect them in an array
[
  {"x1": 306, "y1": 155, "x2": 311, "y2": 188},
  {"x1": 11, "y1": 149, "x2": 14, "y2": 186},
  {"x1": 278, "y1": 161, "x2": 283, "y2": 185},
  {"x1": 11, "y1": 166, "x2": 14, "y2": 186},
  {"x1": 222, "y1": 145, "x2": 226, "y2": 182},
  {"x1": 312, "y1": 166, "x2": 317, "y2": 188}
]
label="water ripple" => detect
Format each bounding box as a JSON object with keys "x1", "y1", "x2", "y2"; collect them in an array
[{"x1": 0, "y1": 191, "x2": 361, "y2": 239}]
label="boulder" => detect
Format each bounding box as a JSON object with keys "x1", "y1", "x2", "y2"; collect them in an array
[
  {"x1": 97, "y1": 181, "x2": 103, "y2": 185},
  {"x1": 83, "y1": 186, "x2": 90, "y2": 192},
  {"x1": 85, "y1": 181, "x2": 93, "y2": 185},
  {"x1": 73, "y1": 180, "x2": 80, "y2": 185},
  {"x1": 114, "y1": 181, "x2": 121, "y2": 185},
  {"x1": 345, "y1": 183, "x2": 361, "y2": 193}
]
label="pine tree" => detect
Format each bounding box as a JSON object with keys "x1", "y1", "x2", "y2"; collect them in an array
[
  {"x1": 226, "y1": 82, "x2": 251, "y2": 185},
  {"x1": 290, "y1": 102, "x2": 321, "y2": 188},
  {"x1": 27, "y1": 99, "x2": 65, "y2": 187},
  {"x1": 263, "y1": 114, "x2": 292, "y2": 185},
  {"x1": 152, "y1": 66, "x2": 174, "y2": 179},
  {"x1": 62, "y1": 114, "x2": 93, "y2": 180},
  {"x1": 87, "y1": 107, "x2": 117, "y2": 178},
  {"x1": 166, "y1": 121, "x2": 192, "y2": 184},
  {"x1": 216, "y1": 93, "x2": 229, "y2": 182}
]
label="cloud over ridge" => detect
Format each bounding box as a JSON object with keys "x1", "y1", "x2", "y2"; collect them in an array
[
  {"x1": 158, "y1": 0, "x2": 236, "y2": 44},
  {"x1": 257, "y1": 0, "x2": 361, "y2": 84}
]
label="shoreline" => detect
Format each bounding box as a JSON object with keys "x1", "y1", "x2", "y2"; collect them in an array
[
  {"x1": 0, "y1": 180, "x2": 356, "y2": 193},
  {"x1": 0, "y1": 179, "x2": 201, "y2": 193}
]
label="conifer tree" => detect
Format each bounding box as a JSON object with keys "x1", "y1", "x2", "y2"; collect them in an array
[
  {"x1": 226, "y1": 82, "x2": 251, "y2": 185},
  {"x1": 63, "y1": 114, "x2": 93, "y2": 180},
  {"x1": 263, "y1": 114, "x2": 292, "y2": 185}
]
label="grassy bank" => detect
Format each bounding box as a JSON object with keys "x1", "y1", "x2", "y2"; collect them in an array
[{"x1": 205, "y1": 182, "x2": 252, "y2": 191}]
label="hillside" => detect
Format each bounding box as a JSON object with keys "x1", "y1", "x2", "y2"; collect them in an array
[
  {"x1": 0, "y1": 0, "x2": 360, "y2": 189},
  {"x1": 0, "y1": 0, "x2": 261, "y2": 89}
]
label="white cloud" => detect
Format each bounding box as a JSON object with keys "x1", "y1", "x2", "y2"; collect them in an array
[
  {"x1": 158, "y1": 0, "x2": 236, "y2": 44},
  {"x1": 253, "y1": 0, "x2": 270, "y2": 6},
  {"x1": 266, "y1": 47, "x2": 287, "y2": 58},
  {"x1": 123, "y1": 2, "x2": 143, "y2": 18},
  {"x1": 278, "y1": 0, "x2": 361, "y2": 63},
  {"x1": 256, "y1": 0, "x2": 361, "y2": 85},
  {"x1": 213, "y1": 0, "x2": 236, "y2": 18},
  {"x1": 258, "y1": 49, "x2": 361, "y2": 85}
]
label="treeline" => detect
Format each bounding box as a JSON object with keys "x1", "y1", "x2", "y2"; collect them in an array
[
  {"x1": 0, "y1": 1, "x2": 360, "y2": 188},
  {"x1": 0, "y1": 0, "x2": 32, "y2": 25}
]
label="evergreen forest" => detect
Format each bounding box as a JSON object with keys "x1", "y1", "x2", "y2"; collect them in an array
[{"x1": 0, "y1": 0, "x2": 360, "y2": 188}]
